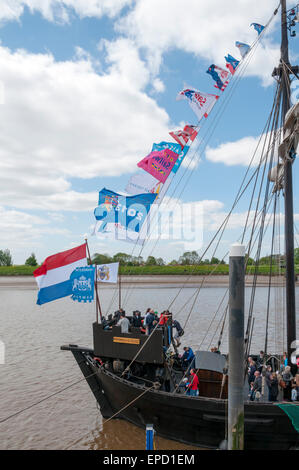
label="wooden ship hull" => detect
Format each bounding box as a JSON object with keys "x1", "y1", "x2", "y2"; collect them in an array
[{"x1": 61, "y1": 343, "x2": 299, "y2": 450}]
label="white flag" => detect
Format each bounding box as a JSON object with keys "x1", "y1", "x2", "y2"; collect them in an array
[
  {"x1": 177, "y1": 88, "x2": 219, "y2": 122},
  {"x1": 125, "y1": 172, "x2": 162, "y2": 196},
  {"x1": 96, "y1": 262, "x2": 119, "y2": 283}
]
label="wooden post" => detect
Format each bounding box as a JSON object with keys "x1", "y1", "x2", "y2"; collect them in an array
[
  {"x1": 228, "y1": 243, "x2": 245, "y2": 450},
  {"x1": 118, "y1": 270, "x2": 121, "y2": 310},
  {"x1": 85, "y1": 238, "x2": 102, "y2": 323}
]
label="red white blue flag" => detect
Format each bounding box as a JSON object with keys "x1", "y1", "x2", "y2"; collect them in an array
[
  {"x1": 169, "y1": 125, "x2": 198, "y2": 148},
  {"x1": 224, "y1": 54, "x2": 240, "y2": 75},
  {"x1": 206, "y1": 64, "x2": 231, "y2": 91},
  {"x1": 34, "y1": 244, "x2": 87, "y2": 305}
]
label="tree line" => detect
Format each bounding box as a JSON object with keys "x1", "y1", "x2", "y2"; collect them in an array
[{"x1": 1, "y1": 248, "x2": 299, "y2": 267}]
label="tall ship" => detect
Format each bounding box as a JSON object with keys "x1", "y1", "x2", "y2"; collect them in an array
[{"x1": 60, "y1": 1, "x2": 299, "y2": 450}]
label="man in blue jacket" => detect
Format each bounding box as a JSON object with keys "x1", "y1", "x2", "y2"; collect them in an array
[{"x1": 181, "y1": 346, "x2": 195, "y2": 370}]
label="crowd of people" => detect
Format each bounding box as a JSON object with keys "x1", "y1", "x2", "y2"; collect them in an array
[
  {"x1": 101, "y1": 307, "x2": 185, "y2": 343},
  {"x1": 102, "y1": 310, "x2": 299, "y2": 402},
  {"x1": 247, "y1": 351, "x2": 299, "y2": 402}
]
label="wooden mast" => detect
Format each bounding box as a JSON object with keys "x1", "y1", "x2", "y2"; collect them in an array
[
  {"x1": 279, "y1": 0, "x2": 297, "y2": 364},
  {"x1": 85, "y1": 238, "x2": 102, "y2": 323}
]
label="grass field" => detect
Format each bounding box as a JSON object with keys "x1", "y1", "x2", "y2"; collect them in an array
[{"x1": 0, "y1": 264, "x2": 298, "y2": 276}]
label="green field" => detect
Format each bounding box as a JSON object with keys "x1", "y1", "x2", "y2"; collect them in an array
[{"x1": 0, "y1": 264, "x2": 298, "y2": 276}]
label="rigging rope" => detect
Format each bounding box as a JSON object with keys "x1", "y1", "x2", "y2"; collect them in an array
[{"x1": 109, "y1": 7, "x2": 280, "y2": 313}]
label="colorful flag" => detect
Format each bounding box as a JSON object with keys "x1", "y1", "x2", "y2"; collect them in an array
[
  {"x1": 177, "y1": 88, "x2": 219, "y2": 122},
  {"x1": 93, "y1": 188, "x2": 157, "y2": 241},
  {"x1": 224, "y1": 54, "x2": 240, "y2": 74},
  {"x1": 70, "y1": 266, "x2": 95, "y2": 303},
  {"x1": 171, "y1": 145, "x2": 190, "y2": 173},
  {"x1": 33, "y1": 244, "x2": 87, "y2": 305},
  {"x1": 250, "y1": 23, "x2": 265, "y2": 35},
  {"x1": 235, "y1": 41, "x2": 250, "y2": 58},
  {"x1": 152, "y1": 140, "x2": 190, "y2": 174},
  {"x1": 206, "y1": 64, "x2": 231, "y2": 91},
  {"x1": 96, "y1": 262, "x2": 119, "y2": 283},
  {"x1": 125, "y1": 172, "x2": 162, "y2": 196},
  {"x1": 169, "y1": 125, "x2": 198, "y2": 148},
  {"x1": 151, "y1": 141, "x2": 182, "y2": 155},
  {"x1": 137, "y1": 148, "x2": 179, "y2": 183}
]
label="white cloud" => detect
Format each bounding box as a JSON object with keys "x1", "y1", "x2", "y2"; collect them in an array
[
  {"x1": 152, "y1": 78, "x2": 165, "y2": 94},
  {"x1": 117, "y1": 0, "x2": 280, "y2": 84},
  {"x1": 0, "y1": 43, "x2": 170, "y2": 211},
  {"x1": 0, "y1": 0, "x2": 133, "y2": 24},
  {"x1": 206, "y1": 135, "x2": 265, "y2": 167},
  {"x1": 0, "y1": 206, "x2": 70, "y2": 255}
]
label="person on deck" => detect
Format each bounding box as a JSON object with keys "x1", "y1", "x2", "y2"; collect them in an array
[
  {"x1": 145, "y1": 310, "x2": 156, "y2": 335},
  {"x1": 247, "y1": 356, "x2": 257, "y2": 390},
  {"x1": 132, "y1": 310, "x2": 142, "y2": 327},
  {"x1": 114, "y1": 308, "x2": 125, "y2": 323},
  {"x1": 172, "y1": 319, "x2": 184, "y2": 347},
  {"x1": 181, "y1": 347, "x2": 195, "y2": 370},
  {"x1": 282, "y1": 366, "x2": 293, "y2": 401},
  {"x1": 256, "y1": 350, "x2": 265, "y2": 372},
  {"x1": 159, "y1": 311, "x2": 169, "y2": 326},
  {"x1": 267, "y1": 372, "x2": 279, "y2": 402},
  {"x1": 186, "y1": 369, "x2": 199, "y2": 396},
  {"x1": 117, "y1": 313, "x2": 130, "y2": 334},
  {"x1": 249, "y1": 370, "x2": 262, "y2": 401}
]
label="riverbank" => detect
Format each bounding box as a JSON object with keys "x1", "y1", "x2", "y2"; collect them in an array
[
  {"x1": 0, "y1": 274, "x2": 298, "y2": 289},
  {"x1": 1, "y1": 264, "x2": 298, "y2": 277}
]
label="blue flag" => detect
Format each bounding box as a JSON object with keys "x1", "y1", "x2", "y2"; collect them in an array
[
  {"x1": 94, "y1": 188, "x2": 157, "y2": 238},
  {"x1": 70, "y1": 266, "x2": 95, "y2": 303},
  {"x1": 224, "y1": 54, "x2": 240, "y2": 74},
  {"x1": 151, "y1": 141, "x2": 182, "y2": 154},
  {"x1": 251, "y1": 23, "x2": 265, "y2": 35}
]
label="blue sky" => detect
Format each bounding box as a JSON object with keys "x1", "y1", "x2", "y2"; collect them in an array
[{"x1": 0, "y1": 0, "x2": 298, "y2": 264}]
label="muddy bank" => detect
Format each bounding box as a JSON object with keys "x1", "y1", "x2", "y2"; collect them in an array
[{"x1": 0, "y1": 274, "x2": 295, "y2": 289}]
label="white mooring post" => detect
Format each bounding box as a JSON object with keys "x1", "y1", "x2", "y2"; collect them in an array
[{"x1": 228, "y1": 243, "x2": 245, "y2": 450}]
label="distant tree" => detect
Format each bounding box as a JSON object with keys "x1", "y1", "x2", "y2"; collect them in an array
[
  {"x1": 210, "y1": 257, "x2": 220, "y2": 265},
  {"x1": 245, "y1": 255, "x2": 255, "y2": 266},
  {"x1": 156, "y1": 257, "x2": 165, "y2": 266},
  {"x1": 112, "y1": 252, "x2": 132, "y2": 265},
  {"x1": 92, "y1": 253, "x2": 112, "y2": 265},
  {"x1": 0, "y1": 249, "x2": 12, "y2": 266},
  {"x1": 146, "y1": 256, "x2": 157, "y2": 265},
  {"x1": 168, "y1": 259, "x2": 178, "y2": 266},
  {"x1": 179, "y1": 251, "x2": 200, "y2": 265},
  {"x1": 259, "y1": 255, "x2": 271, "y2": 265},
  {"x1": 25, "y1": 253, "x2": 38, "y2": 266}
]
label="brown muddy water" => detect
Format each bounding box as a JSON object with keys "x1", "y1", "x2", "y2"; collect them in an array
[{"x1": 0, "y1": 280, "x2": 298, "y2": 450}]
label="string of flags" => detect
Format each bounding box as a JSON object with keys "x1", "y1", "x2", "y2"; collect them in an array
[
  {"x1": 92, "y1": 19, "x2": 265, "y2": 244},
  {"x1": 33, "y1": 20, "x2": 265, "y2": 306}
]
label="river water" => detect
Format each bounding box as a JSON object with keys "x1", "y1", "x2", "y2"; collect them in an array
[{"x1": 0, "y1": 280, "x2": 298, "y2": 450}]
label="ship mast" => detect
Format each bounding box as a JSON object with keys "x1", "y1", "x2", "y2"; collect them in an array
[{"x1": 279, "y1": 0, "x2": 297, "y2": 364}]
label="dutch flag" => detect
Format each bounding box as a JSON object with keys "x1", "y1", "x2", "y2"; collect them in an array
[{"x1": 33, "y1": 243, "x2": 87, "y2": 305}]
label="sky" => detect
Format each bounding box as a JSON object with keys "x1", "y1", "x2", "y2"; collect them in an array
[{"x1": 0, "y1": 0, "x2": 298, "y2": 265}]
